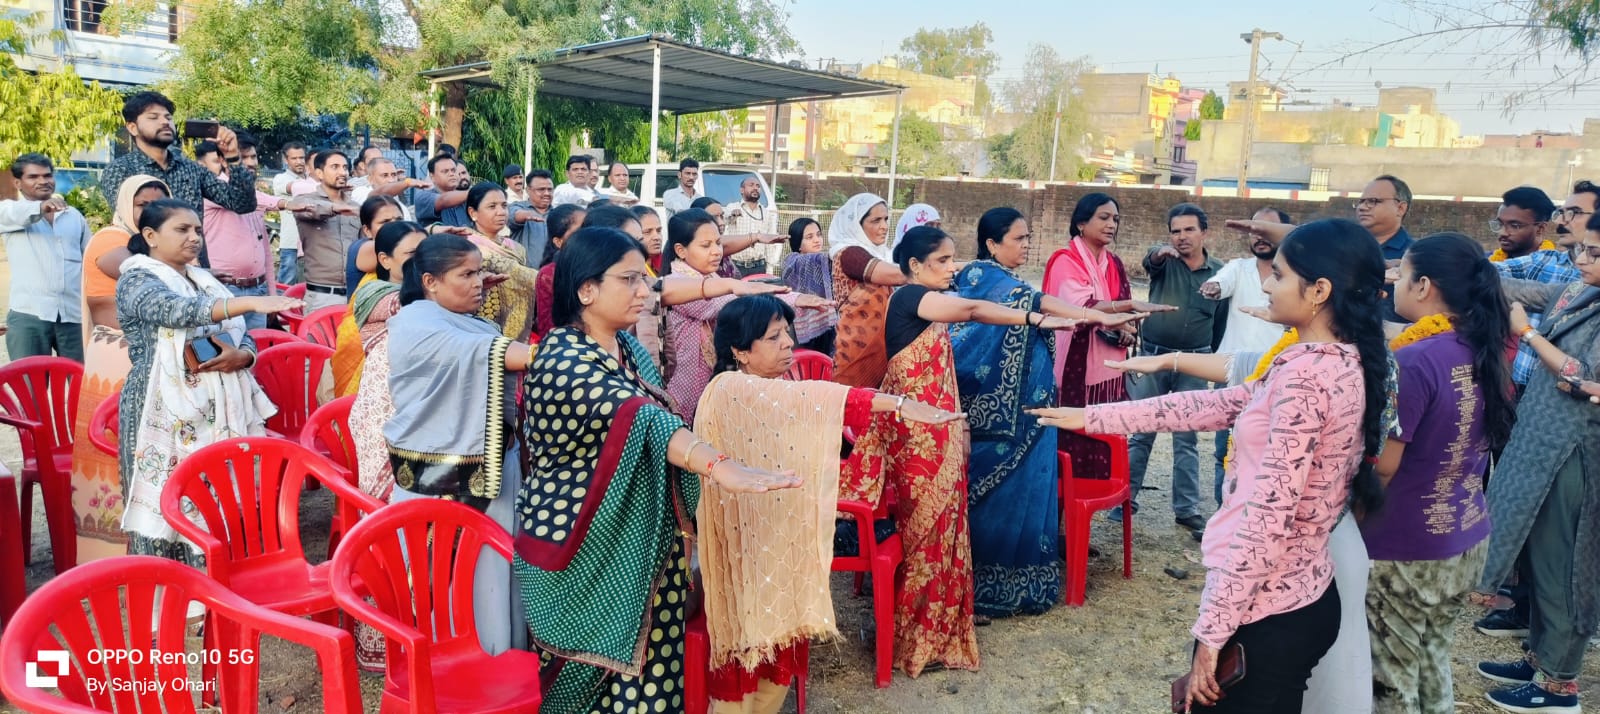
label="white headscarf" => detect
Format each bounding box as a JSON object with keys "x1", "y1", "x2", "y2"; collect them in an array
[
  {"x1": 827, "y1": 193, "x2": 890, "y2": 262},
  {"x1": 892, "y1": 203, "x2": 941, "y2": 250}
]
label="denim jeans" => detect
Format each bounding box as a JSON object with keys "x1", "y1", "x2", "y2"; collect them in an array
[
  {"x1": 4, "y1": 310, "x2": 82, "y2": 362},
  {"x1": 276, "y1": 249, "x2": 300, "y2": 286},
  {"x1": 1125, "y1": 343, "x2": 1210, "y2": 519},
  {"x1": 224, "y1": 282, "x2": 269, "y2": 331}
]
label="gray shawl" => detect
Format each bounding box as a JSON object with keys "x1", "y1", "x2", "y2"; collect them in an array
[{"x1": 1479, "y1": 279, "x2": 1600, "y2": 626}]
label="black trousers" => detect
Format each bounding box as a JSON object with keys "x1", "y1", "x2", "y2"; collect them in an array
[{"x1": 1197, "y1": 582, "x2": 1341, "y2": 713}]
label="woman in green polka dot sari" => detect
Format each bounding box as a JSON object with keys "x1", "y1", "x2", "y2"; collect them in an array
[{"x1": 514, "y1": 227, "x2": 801, "y2": 714}]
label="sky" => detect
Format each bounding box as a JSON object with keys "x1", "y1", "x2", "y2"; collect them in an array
[{"x1": 780, "y1": 0, "x2": 1600, "y2": 137}]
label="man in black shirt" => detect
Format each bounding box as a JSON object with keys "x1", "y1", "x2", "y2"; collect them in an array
[{"x1": 99, "y1": 91, "x2": 259, "y2": 268}]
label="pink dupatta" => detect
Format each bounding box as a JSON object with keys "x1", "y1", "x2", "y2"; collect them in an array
[{"x1": 1043, "y1": 237, "x2": 1127, "y2": 388}]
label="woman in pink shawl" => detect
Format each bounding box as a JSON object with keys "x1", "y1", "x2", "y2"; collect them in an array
[{"x1": 1042, "y1": 193, "x2": 1172, "y2": 471}]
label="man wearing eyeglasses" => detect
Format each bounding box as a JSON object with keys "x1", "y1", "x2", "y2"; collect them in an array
[
  {"x1": 1355, "y1": 174, "x2": 1414, "y2": 322},
  {"x1": 1490, "y1": 187, "x2": 1557, "y2": 262}
]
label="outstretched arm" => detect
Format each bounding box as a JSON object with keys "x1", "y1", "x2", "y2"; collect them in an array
[{"x1": 914, "y1": 290, "x2": 1077, "y2": 330}]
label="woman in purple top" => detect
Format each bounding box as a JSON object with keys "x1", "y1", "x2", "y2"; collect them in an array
[{"x1": 1365, "y1": 233, "x2": 1515, "y2": 714}]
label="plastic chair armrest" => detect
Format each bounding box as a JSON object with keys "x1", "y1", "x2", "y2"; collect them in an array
[
  {"x1": 835, "y1": 499, "x2": 877, "y2": 561},
  {"x1": 0, "y1": 414, "x2": 49, "y2": 467},
  {"x1": 206, "y1": 591, "x2": 364, "y2": 714},
  {"x1": 157, "y1": 486, "x2": 231, "y2": 580}
]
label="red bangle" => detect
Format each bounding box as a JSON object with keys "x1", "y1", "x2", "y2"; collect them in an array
[{"x1": 705, "y1": 453, "x2": 730, "y2": 476}]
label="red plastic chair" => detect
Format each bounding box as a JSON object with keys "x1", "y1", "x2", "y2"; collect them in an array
[
  {"x1": 301, "y1": 396, "x2": 360, "y2": 559},
  {"x1": 830, "y1": 499, "x2": 902, "y2": 688},
  {"x1": 277, "y1": 283, "x2": 309, "y2": 332},
  {"x1": 0, "y1": 356, "x2": 83, "y2": 574},
  {"x1": 295, "y1": 305, "x2": 347, "y2": 347},
  {"x1": 741, "y1": 273, "x2": 775, "y2": 281},
  {"x1": 1058, "y1": 434, "x2": 1134, "y2": 607},
  {"x1": 685, "y1": 612, "x2": 808, "y2": 714},
  {"x1": 329, "y1": 499, "x2": 543, "y2": 714},
  {"x1": 0, "y1": 555, "x2": 363, "y2": 714},
  {"x1": 248, "y1": 328, "x2": 301, "y2": 352},
  {"x1": 161, "y1": 437, "x2": 384, "y2": 704},
  {"x1": 784, "y1": 349, "x2": 834, "y2": 381},
  {"x1": 252, "y1": 342, "x2": 334, "y2": 444},
  {"x1": 0, "y1": 460, "x2": 23, "y2": 628},
  {"x1": 86, "y1": 393, "x2": 120, "y2": 459}
]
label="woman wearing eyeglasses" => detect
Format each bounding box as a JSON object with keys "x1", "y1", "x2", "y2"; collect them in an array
[{"x1": 1474, "y1": 214, "x2": 1600, "y2": 714}]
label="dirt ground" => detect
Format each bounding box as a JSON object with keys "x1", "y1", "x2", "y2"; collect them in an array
[{"x1": 1, "y1": 250, "x2": 1597, "y2": 713}]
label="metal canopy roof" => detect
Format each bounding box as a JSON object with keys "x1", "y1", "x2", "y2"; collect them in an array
[{"x1": 419, "y1": 34, "x2": 903, "y2": 114}]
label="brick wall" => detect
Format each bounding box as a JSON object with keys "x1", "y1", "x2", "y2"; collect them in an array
[{"x1": 786, "y1": 174, "x2": 1501, "y2": 280}]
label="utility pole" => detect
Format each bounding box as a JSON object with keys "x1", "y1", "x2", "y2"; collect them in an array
[
  {"x1": 1237, "y1": 28, "x2": 1283, "y2": 194},
  {"x1": 1048, "y1": 91, "x2": 1063, "y2": 182}
]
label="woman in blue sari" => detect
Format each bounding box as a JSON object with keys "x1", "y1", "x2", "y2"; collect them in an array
[{"x1": 950, "y1": 207, "x2": 1141, "y2": 617}]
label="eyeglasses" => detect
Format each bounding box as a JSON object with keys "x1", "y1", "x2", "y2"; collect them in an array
[
  {"x1": 1352, "y1": 198, "x2": 1401, "y2": 209},
  {"x1": 1571, "y1": 244, "x2": 1600, "y2": 264},
  {"x1": 1552, "y1": 207, "x2": 1594, "y2": 222},
  {"x1": 601, "y1": 270, "x2": 649, "y2": 286},
  {"x1": 1489, "y1": 219, "x2": 1543, "y2": 232}
]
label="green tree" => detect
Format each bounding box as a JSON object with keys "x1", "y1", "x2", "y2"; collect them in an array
[
  {"x1": 893, "y1": 113, "x2": 960, "y2": 177},
  {"x1": 897, "y1": 23, "x2": 998, "y2": 112},
  {"x1": 986, "y1": 44, "x2": 1091, "y2": 181},
  {"x1": 897, "y1": 23, "x2": 998, "y2": 79},
  {"x1": 159, "y1": 0, "x2": 388, "y2": 129},
  {"x1": 149, "y1": 0, "x2": 795, "y2": 171},
  {"x1": 1184, "y1": 90, "x2": 1225, "y2": 141},
  {"x1": 0, "y1": 12, "x2": 123, "y2": 165}
]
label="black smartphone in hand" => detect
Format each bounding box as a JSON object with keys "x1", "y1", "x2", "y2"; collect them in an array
[{"x1": 182, "y1": 119, "x2": 221, "y2": 139}]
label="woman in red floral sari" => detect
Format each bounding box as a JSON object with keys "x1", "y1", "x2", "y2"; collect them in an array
[{"x1": 843, "y1": 226, "x2": 1080, "y2": 678}]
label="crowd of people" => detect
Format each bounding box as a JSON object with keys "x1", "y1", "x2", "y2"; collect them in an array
[{"x1": 3, "y1": 87, "x2": 1600, "y2": 714}]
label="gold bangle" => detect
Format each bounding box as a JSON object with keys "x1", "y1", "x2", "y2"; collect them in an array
[{"x1": 1172, "y1": 352, "x2": 1180, "y2": 373}]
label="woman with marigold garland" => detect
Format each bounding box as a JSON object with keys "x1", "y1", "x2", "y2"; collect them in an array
[
  {"x1": 1365, "y1": 233, "x2": 1514, "y2": 713},
  {"x1": 1032, "y1": 219, "x2": 1392, "y2": 713}
]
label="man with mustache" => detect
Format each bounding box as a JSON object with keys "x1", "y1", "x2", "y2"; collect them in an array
[
  {"x1": 1491, "y1": 186, "x2": 1557, "y2": 262},
  {"x1": 1112, "y1": 202, "x2": 1224, "y2": 535},
  {"x1": 100, "y1": 91, "x2": 260, "y2": 269},
  {"x1": 1198, "y1": 206, "x2": 1292, "y2": 506},
  {"x1": 1, "y1": 153, "x2": 89, "y2": 361},
  {"x1": 289, "y1": 150, "x2": 360, "y2": 312}
]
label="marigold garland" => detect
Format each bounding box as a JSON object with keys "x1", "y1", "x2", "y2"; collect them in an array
[
  {"x1": 1388, "y1": 314, "x2": 1454, "y2": 351},
  {"x1": 1489, "y1": 240, "x2": 1557, "y2": 263},
  {"x1": 1224, "y1": 328, "x2": 1299, "y2": 469}
]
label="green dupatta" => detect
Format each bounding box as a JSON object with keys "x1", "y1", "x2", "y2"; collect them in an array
[{"x1": 513, "y1": 327, "x2": 697, "y2": 675}]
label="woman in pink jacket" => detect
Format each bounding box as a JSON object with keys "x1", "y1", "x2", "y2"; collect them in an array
[{"x1": 1032, "y1": 219, "x2": 1391, "y2": 713}]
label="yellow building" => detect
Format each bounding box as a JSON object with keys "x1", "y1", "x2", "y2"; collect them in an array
[{"x1": 723, "y1": 58, "x2": 982, "y2": 171}]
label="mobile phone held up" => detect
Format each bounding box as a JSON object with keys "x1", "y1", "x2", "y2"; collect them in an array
[{"x1": 183, "y1": 119, "x2": 221, "y2": 139}]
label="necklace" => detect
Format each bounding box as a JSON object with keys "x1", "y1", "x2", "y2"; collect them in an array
[
  {"x1": 1389, "y1": 313, "x2": 1454, "y2": 350},
  {"x1": 1224, "y1": 328, "x2": 1299, "y2": 470},
  {"x1": 1489, "y1": 240, "x2": 1556, "y2": 262}
]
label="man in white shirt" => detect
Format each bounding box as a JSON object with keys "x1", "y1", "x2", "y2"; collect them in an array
[
  {"x1": 347, "y1": 146, "x2": 384, "y2": 191},
  {"x1": 1198, "y1": 205, "x2": 1291, "y2": 505},
  {"x1": 724, "y1": 176, "x2": 780, "y2": 275},
  {"x1": 271, "y1": 142, "x2": 310, "y2": 284},
  {"x1": 596, "y1": 161, "x2": 639, "y2": 206},
  {"x1": 661, "y1": 158, "x2": 700, "y2": 216},
  {"x1": 350, "y1": 157, "x2": 422, "y2": 220},
  {"x1": 551, "y1": 155, "x2": 596, "y2": 208},
  {"x1": 503, "y1": 164, "x2": 527, "y2": 203},
  {"x1": 1, "y1": 153, "x2": 90, "y2": 361}
]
